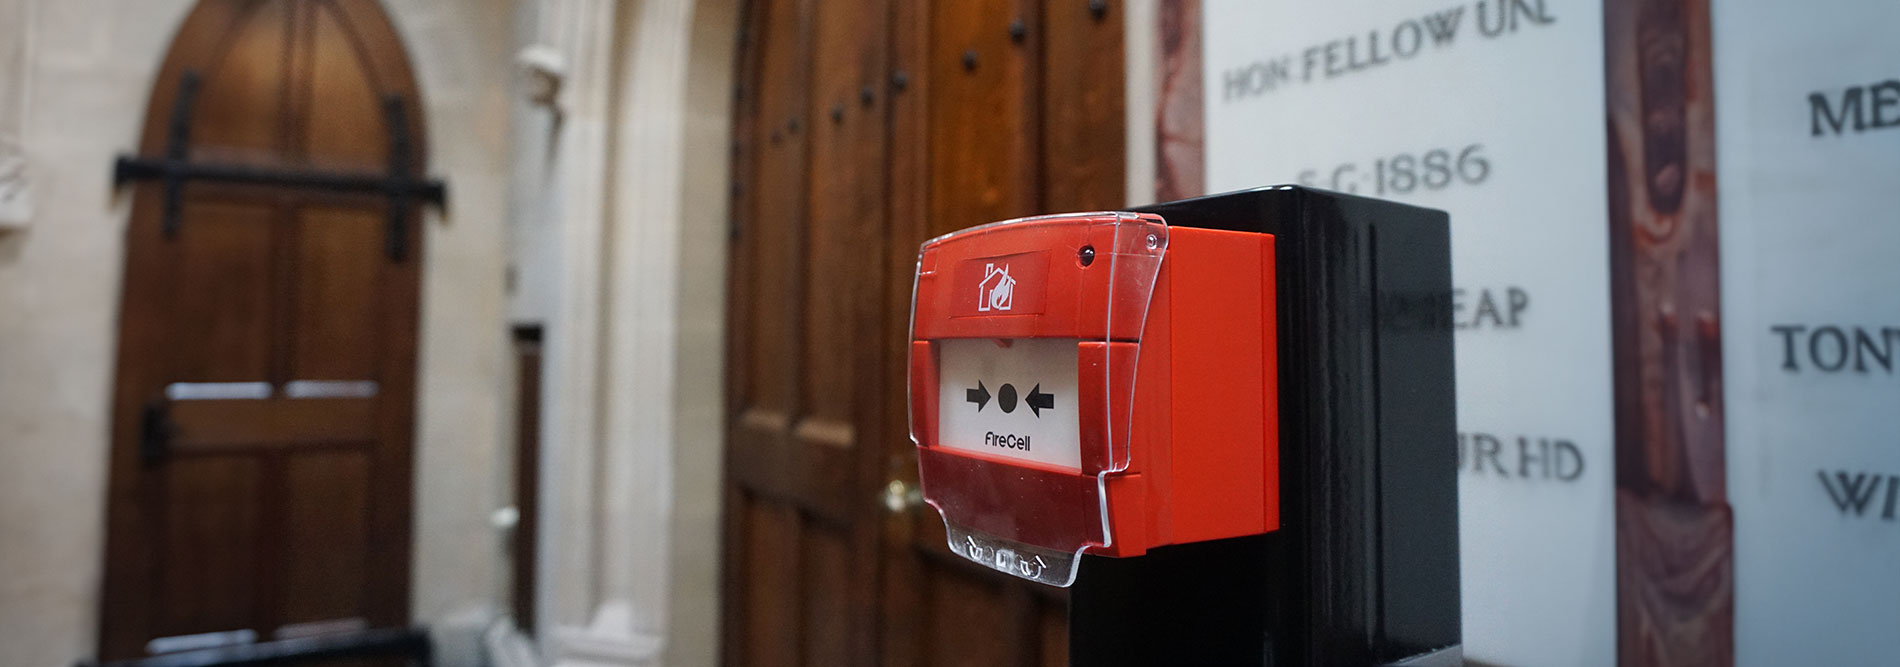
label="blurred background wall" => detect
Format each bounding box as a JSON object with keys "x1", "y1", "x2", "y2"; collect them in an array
[{"x1": 0, "y1": 0, "x2": 519, "y2": 663}]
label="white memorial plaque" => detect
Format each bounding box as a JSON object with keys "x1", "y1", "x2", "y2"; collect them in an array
[
  {"x1": 1715, "y1": 3, "x2": 1900, "y2": 665},
  {"x1": 1203, "y1": 1, "x2": 1614, "y2": 663}
]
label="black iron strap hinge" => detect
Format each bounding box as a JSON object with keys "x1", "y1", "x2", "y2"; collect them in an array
[{"x1": 112, "y1": 70, "x2": 448, "y2": 261}]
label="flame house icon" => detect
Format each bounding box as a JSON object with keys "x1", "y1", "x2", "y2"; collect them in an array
[{"x1": 978, "y1": 262, "x2": 1015, "y2": 312}]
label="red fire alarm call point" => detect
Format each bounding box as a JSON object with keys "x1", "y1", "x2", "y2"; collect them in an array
[{"x1": 907, "y1": 211, "x2": 1278, "y2": 586}]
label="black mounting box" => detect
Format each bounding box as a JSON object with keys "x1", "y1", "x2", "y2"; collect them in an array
[{"x1": 1069, "y1": 186, "x2": 1461, "y2": 666}]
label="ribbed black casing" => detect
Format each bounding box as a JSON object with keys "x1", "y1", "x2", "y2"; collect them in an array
[{"x1": 1069, "y1": 186, "x2": 1460, "y2": 666}]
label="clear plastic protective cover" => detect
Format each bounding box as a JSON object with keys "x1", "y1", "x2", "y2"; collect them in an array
[{"x1": 907, "y1": 212, "x2": 1167, "y2": 586}]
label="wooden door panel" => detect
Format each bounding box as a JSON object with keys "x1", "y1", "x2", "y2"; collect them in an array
[
  {"x1": 157, "y1": 456, "x2": 265, "y2": 637},
  {"x1": 740, "y1": 502, "x2": 803, "y2": 667},
  {"x1": 1034, "y1": 603, "x2": 1067, "y2": 666},
  {"x1": 736, "y1": 0, "x2": 809, "y2": 419},
  {"x1": 326, "y1": 0, "x2": 423, "y2": 110},
  {"x1": 901, "y1": 521, "x2": 1069, "y2": 667},
  {"x1": 279, "y1": 450, "x2": 372, "y2": 625},
  {"x1": 169, "y1": 398, "x2": 376, "y2": 450},
  {"x1": 926, "y1": 572, "x2": 1011, "y2": 667},
  {"x1": 305, "y1": 4, "x2": 388, "y2": 167},
  {"x1": 919, "y1": 565, "x2": 1064, "y2": 667},
  {"x1": 290, "y1": 209, "x2": 385, "y2": 381},
  {"x1": 726, "y1": 0, "x2": 893, "y2": 663},
  {"x1": 729, "y1": 421, "x2": 857, "y2": 524},
  {"x1": 1039, "y1": 0, "x2": 1123, "y2": 213},
  {"x1": 928, "y1": 0, "x2": 1034, "y2": 235},
  {"x1": 188, "y1": 1, "x2": 287, "y2": 157},
  {"x1": 798, "y1": 0, "x2": 886, "y2": 425},
  {"x1": 799, "y1": 524, "x2": 854, "y2": 667},
  {"x1": 172, "y1": 201, "x2": 276, "y2": 383}
]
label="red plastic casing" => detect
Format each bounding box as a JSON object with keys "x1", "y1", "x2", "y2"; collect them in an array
[{"x1": 910, "y1": 215, "x2": 1278, "y2": 557}]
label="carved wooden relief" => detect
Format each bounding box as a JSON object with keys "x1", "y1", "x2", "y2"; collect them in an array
[{"x1": 1605, "y1": 0, "x2": 1732, "y2": 663}]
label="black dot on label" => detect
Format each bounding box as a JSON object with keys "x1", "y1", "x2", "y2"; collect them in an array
[{"x1": 998, "y1": 383, "x2": 1018, "y2": 413}]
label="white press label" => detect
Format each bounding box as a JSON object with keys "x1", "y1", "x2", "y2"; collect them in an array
[{"x1": 936, "y1": 338, "x2": 1083, "y2": 471}]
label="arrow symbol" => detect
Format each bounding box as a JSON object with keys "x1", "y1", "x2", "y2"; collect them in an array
[
  {"x1": 1026, "y1": 384, "x2": 1054, "y2": 417},
  {"x1": 966, "y1": 381, "x2": 991, "y2": 411}
]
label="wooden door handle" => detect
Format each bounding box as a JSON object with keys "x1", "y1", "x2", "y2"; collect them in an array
[{"x1": 880, "y1": 479, "x2": 923, "y2": 514}]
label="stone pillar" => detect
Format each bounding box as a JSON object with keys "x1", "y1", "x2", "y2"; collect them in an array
[
  {"x1": 528, "y1": 1, "x2": 722, "y2": 665},
  {"x1": 532, "y1": 0, "x2": 623, "y2": 655}
]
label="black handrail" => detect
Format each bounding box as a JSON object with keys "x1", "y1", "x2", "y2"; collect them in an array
[{"x1": 79, "y1": 627, "x2": 432, "y2": 667}]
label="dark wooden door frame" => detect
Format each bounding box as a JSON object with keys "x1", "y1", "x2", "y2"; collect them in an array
[{"x1": 510, "y1": 326, "x2": 544, "y2": 635}]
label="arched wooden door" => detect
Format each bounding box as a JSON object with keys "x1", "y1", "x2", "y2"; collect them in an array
[{"x1": 98, "y1": 1, "x2": 436, "y2": 659}]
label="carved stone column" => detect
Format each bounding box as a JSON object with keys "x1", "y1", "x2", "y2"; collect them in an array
[
  {"x1": 530, "y1": 0, "x2": 633, "y2": 662},
  {"x1": 530, "y1": 1, "x2": 712, "y2": 665}
]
